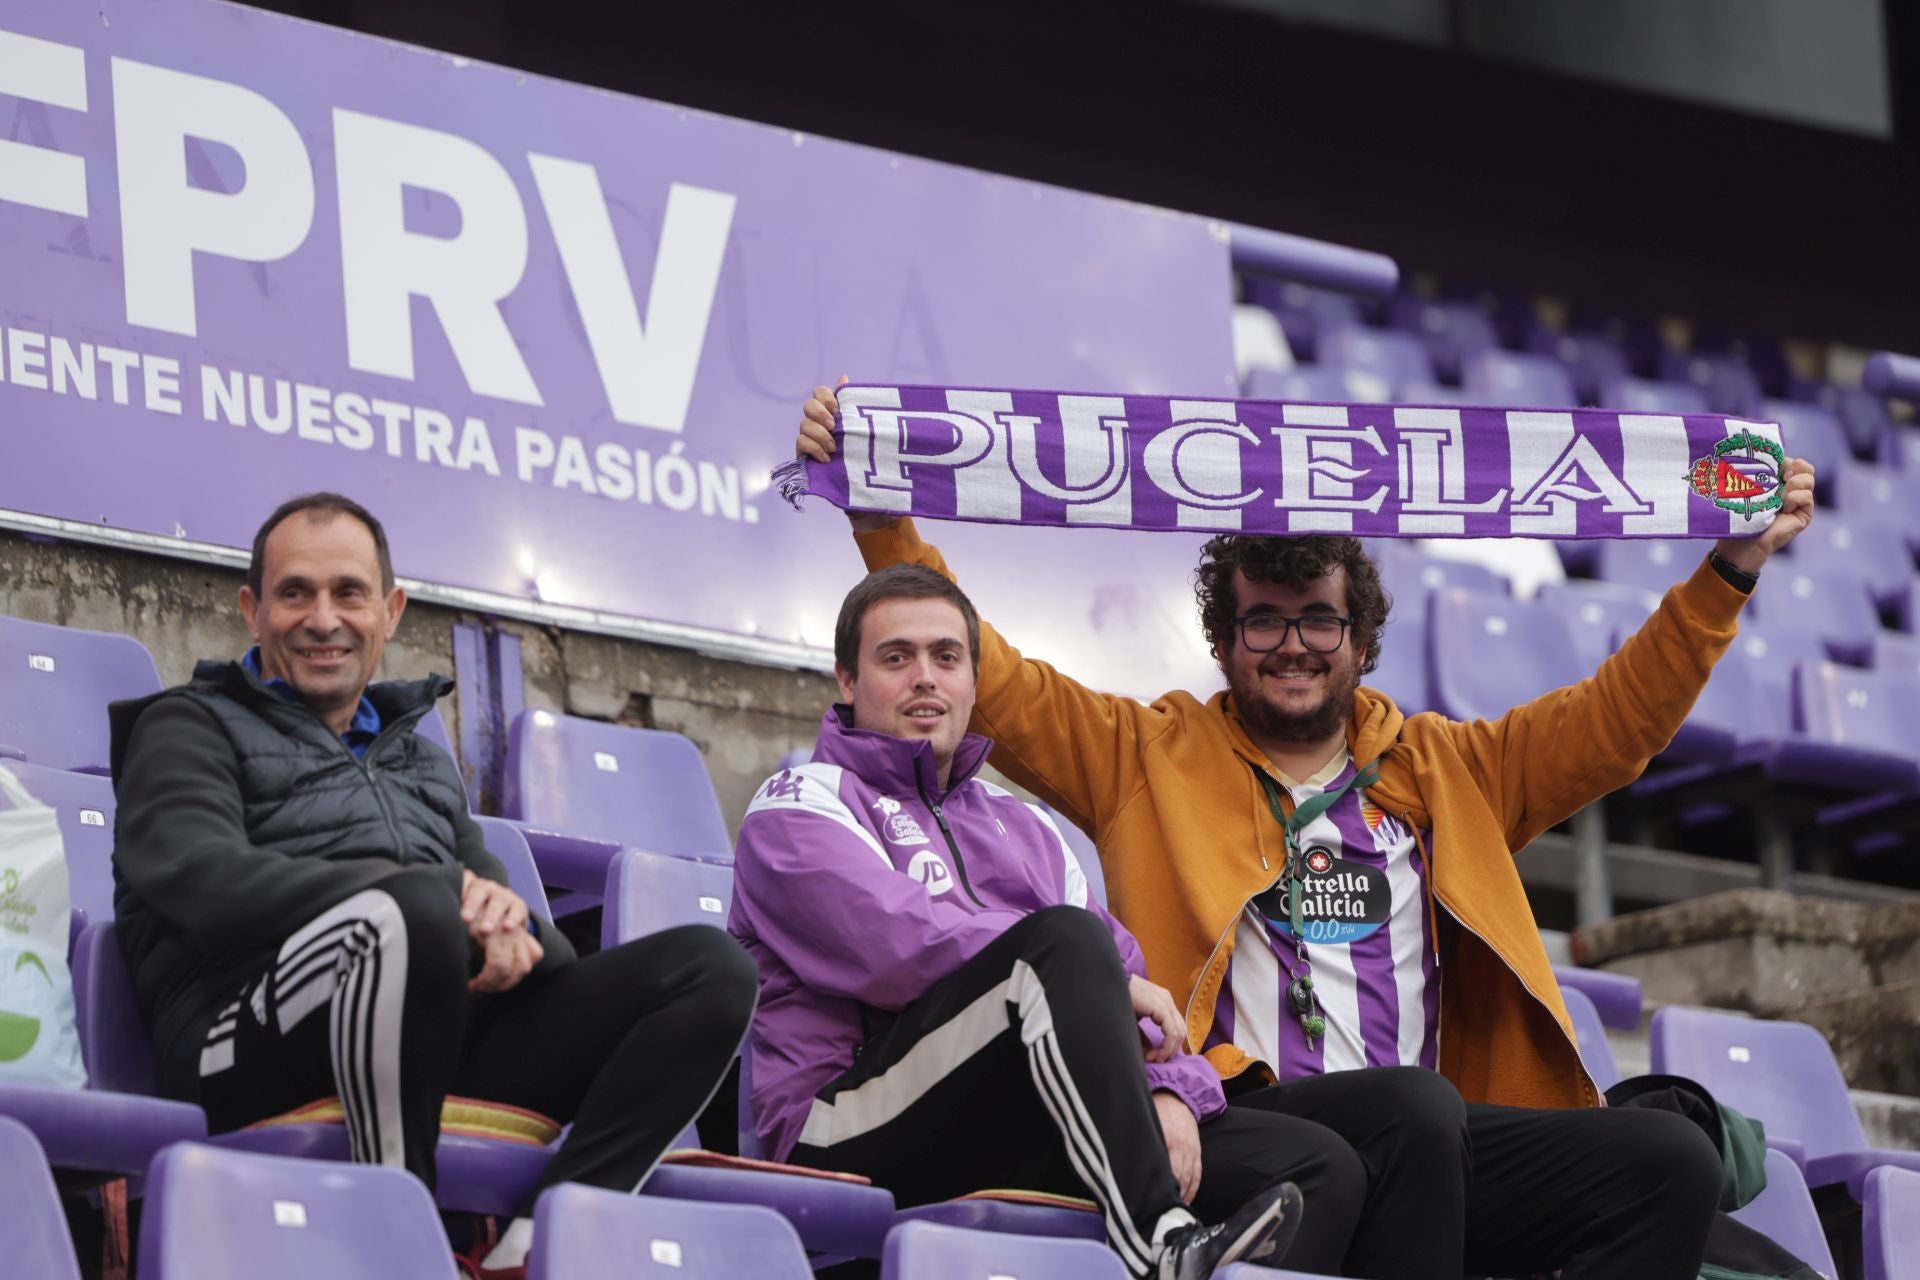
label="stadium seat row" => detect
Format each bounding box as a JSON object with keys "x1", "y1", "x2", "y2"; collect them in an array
[{"x1": 1238, "y1": 283, "x2": 1918, "y2": 469}]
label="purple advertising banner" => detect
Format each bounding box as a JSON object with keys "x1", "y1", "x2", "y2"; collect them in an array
[{"x1": 0, "y1": 0, "x2": 1239, "y2": 698}]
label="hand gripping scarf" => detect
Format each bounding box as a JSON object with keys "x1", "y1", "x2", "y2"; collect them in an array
[{"x1": 773, "y1": 383, "x2": 1787, "y2": 539}]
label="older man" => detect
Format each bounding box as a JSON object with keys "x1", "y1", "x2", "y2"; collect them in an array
[
  {"x1": 111, "y1": 492, "x2": 757, "y2": 1278},
  {"x1": 795, "y1": 377, "x2": 1817, "y2": 1280}
]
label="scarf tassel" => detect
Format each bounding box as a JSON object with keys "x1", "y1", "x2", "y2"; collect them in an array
[{"x1": 770, "y1": 455, "x2": 812, "y2": 510}]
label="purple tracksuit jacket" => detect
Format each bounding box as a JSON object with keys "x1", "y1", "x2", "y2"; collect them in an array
[{"x1": 730, "y1": 706, "x2": 1226, "y2": 1163}]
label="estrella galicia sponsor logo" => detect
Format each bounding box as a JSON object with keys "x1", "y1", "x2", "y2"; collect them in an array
[
  {"x1": 1254, "y1": 849, "x2": 1390, "y2": 944},
  {"x1": 872, "y1": 796, "x2": 930, "y2": 846},
  {"x1": 907, "y1": 851, "x2": 954, "y2": 896}
]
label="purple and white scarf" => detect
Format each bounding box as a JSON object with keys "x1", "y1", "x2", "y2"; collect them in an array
[{"x1": 774, "y1": 383, "x2": 1787, "y2": 538}]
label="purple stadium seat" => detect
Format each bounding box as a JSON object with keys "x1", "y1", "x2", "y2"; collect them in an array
[
  {"x1": 1533, "y1": 580, "x2": 1659, "y2": 675},
  {"x1": 1658, "y1": 351, "x2": 1762, "y2": 417},
  {"x1": 1317, "y1": 324, "x2": 1434, "y2": 400},
  {"x1": 1595, "y1": 375, "x2": 1710, "y2": 417},
  {"x1": 1729, "y1": 1149, "x2": 1839, "y2": 1278},
  {"x1": 1243, "y1": 363, "x2": 1380, "y2": 405},
  {"x1": 0, "y1": 921, "x2": 207, "y2": 1178},
  {"x1": 69, "y1": 918, "x2": 553, "y2": 1215},
  {"x1": 882, "y1": 1220, "x2": 1127, "y2": 1280},
  {"x1": 1367, "y1": 587, "x2": 1433, "y2": 717},
  {"x1": 1873, "y1": 628, "x2": 1920, "y2": 679},
  {"x1": 1396, "y1": 380, "x2": 1479, "y2": 406},
  {"x1": 1389, "y1": 294, "x2": 1499, "y2": 384},
  {"x1": 1552, "y1": 965, "x2": 1643, "y2": 1031},
  {"x1": 1525, "y1": 328, "x2": 1628, "y2": 404},
  {"x1": 894, "y1": 1195, "x2": 1106, "y2": 1244},
  {"x1": 1216, "y1": 1268, "x2": 1340, "y2": 1280},
  {"x1": 1881, "y1": 422, "x2": 1920, "y2": 472},
  {"x1": 1240, "y1": 280, "x2": 1361, "y2": 362},
  {"x1": 1651, "y1": 1006, "x2": 1920, "y2": 1200},
  {"x1": 415, "y1": 704, "x2": 476, "y2": 807},
  {"x1": 0, "y1": 1116, "x2": 84, "y2": 1280},
  {"x1": 530, "y1": 1185, "x2": 812, "y2": 1280},
  {"x1": 140, "y1": 1142, "x2": 459, "y2": 1280},
  {"x1": 1828, "y1": 386, "x2": 1892, "y2": 460},
  {"x1": 504, "y1": 710, "x2": 730, "y2": 899},
  {"x1": 1782, "y1": 511, "x2": 1917, "y2": 613},
  {"x1": 601, "y1": 851, "x2": 899, "y2": 1257},
  {"x1": 1558, "y1": 987, "x2": 1619, "y2": 1092},
  {"x1": 1795, "y1": 663, "x2": 1920, "y2": 774},
  {"x1": 0, "y1": 615, "x2": 163, "y2": 772},
  {"x1": 1568, "y1": 309, "x2": 1668, "y2": 377},
  {"x1": 1745, "y1": 566, "x2": 1880, "y2": 667},
  {"x1": 1723, "y1": 624, "x2": 1826, "y2": 729},
  {"x1": 1758, "y1": 400, "x2": 1848, "y2": 499},
  {"x1": 1461, "y1": 350, "x2": 1576, "y2": 409},
  {"x1": 601, "y1": 847, "x2": 733, "y2": 950},
  {"x1": 1591, "y1": 538, "x2": 1697, "y2": 598},
  {"x1": 1, "y1": 760, "x2": 116, "y2": 932},
  {"x1": 1427, "y1": 587, "x2": 1585, "y2": 723},
  {"x1": 1864, "y1": 1165, "x2": 1920, "y2": 1280},
  {"x1": 474, "y1": 815, "x2": 553, "y2": 920},
  {"x1": 1834, "y1": 460, "x2": 1920, "y2": 553},
  {"x1": 1374, "y1": 541, "x2": 1508, "y2": 602}
]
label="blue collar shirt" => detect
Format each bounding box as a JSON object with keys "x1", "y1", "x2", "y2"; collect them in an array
[{"x1": 241, "y1": 648, "x2": 383, "y2": 760}]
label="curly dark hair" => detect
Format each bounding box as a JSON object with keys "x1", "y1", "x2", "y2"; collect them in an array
[{"x1": 1194, "y1": 536, "x2": 1391, "y2": 675}]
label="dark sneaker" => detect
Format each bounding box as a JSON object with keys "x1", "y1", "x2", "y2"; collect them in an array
[{"x1": 1155, "y1": 1179, "x2": 1303, "y2": 1280}]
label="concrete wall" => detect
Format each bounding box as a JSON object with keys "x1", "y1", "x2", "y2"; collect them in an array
[{"x1": 0, "y1": 530, "x2": 838, "y2": 836}]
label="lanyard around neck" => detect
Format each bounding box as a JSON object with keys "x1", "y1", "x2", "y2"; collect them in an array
[{"x1": 1254, "y1": 757, "x2": 1382, "y2": 939}]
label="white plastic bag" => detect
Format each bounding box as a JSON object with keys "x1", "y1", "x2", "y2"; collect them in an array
[{"x1": 0, "y1": 764, "x2": 88, "y2": 1088}]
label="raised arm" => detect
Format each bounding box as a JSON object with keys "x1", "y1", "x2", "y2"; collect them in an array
[{"x1": 1439, "y1": 458, "x2": 1815, "y2": 850}]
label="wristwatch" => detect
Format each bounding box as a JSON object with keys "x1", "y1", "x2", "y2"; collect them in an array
[{"x1": 1707, "y1": 549, "x2": 1759, "y2": 594}]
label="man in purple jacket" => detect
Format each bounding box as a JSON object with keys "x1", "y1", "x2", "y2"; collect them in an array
[{"x1": 731, "y1": 564, "x2": 1339, "y2": 1280}]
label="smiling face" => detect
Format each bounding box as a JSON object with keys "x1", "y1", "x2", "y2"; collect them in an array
[
  {"x1": 836, "y1": 596, "x2": 977, "y2": 785},
  {"x1": 238, "y1": 510, "x2": 407, "y2": 734},
  {"x1": 1218, "y1": 566, "x2": 1363, "y2": 750}
]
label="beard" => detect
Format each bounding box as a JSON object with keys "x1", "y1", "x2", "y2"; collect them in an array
[{"x1": 1229, "y1": 654, "x2": 1361, "y2": 745}]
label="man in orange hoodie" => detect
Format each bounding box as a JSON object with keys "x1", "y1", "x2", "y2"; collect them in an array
[{"x1": 794, "y1": 379, "x2": 1816, "y2": 1280}]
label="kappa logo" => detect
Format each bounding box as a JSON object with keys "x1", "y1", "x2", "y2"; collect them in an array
[
  {"x1": 872, "y1": 797, "x2": 931, "y2": 846},
  {"x1": 1684, "y1": 430, "x2": 1785, "y2": 521},
  {"x1": 761, "y1": 770, "x2": 805, "y2": 803},
  {"x1": 907, "y1": 851, "x2": 954, "y2": 896}
]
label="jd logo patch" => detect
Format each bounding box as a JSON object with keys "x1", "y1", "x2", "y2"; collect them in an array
[
  {"x1": 1684, "y1": 430, "x2": 1784, "y2": 521},
  {"x1": 1255, "y1": 852, "x2": 1391, "y2": 945},
  {"x1": 907, "y1": 851, "x2": 954, "y2": 896}
]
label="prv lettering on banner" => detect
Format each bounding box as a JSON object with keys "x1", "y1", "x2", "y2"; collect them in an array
[{"x1": 0, "y1": 27, "x2": 735, "y2": 435}]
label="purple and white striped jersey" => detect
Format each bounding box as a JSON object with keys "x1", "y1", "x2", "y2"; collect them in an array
[{"x1": 1203, "y1": 753, "x2": 1440, "y2": 1079}]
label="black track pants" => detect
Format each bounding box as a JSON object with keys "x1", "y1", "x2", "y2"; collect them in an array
[
  {"x1": 1223, "y1": 1066, "x2": 1723, "y2": 1279},
  {"x1": 786, "y1": 907, "x2": 1328, "y2": 1278},
  {"x1": 187, "y1": 868, "x2": 758, "y2": 1212}
]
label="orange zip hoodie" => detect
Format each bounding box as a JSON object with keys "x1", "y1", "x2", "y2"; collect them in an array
[{"x1": 858, "y1": 518, "x2": 1751, "y2": 1110}]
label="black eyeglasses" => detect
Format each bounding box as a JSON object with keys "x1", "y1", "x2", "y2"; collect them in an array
[{"x1": 1234, "y1": 612, "x2": 1353, "y2": 654}]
